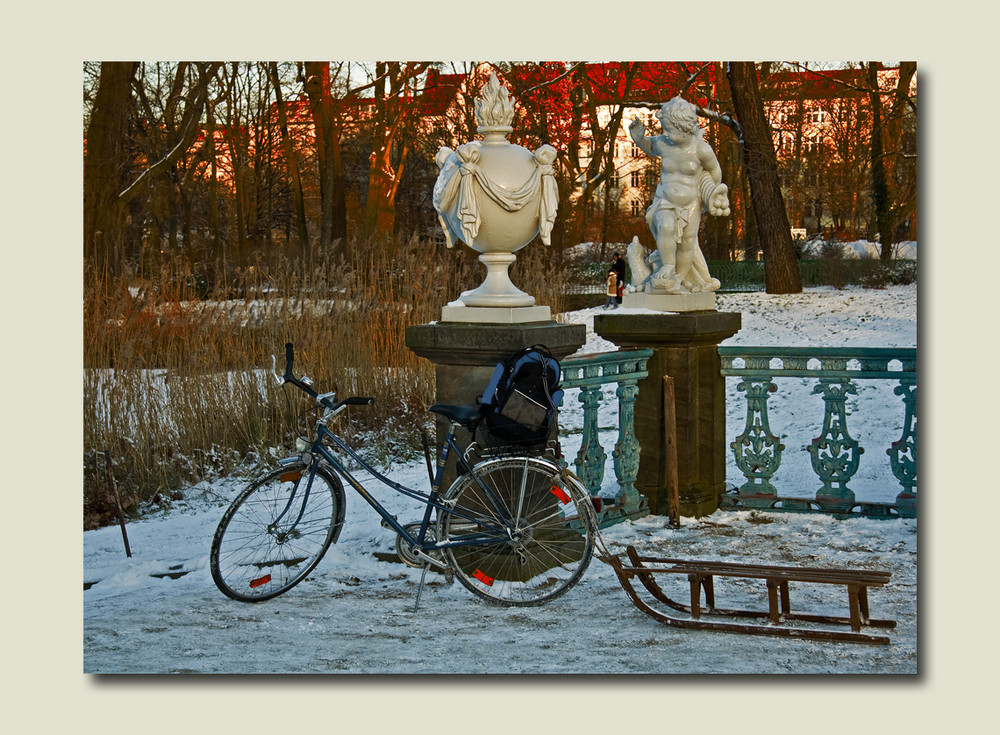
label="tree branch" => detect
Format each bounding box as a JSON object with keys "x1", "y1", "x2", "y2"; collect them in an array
[{"x1": 118, "y1": 62, "x2": 223, "y2": 201}]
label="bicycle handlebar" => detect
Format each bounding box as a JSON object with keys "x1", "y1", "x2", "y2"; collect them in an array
[
  {"x1": 279, "y1": 343, "x2": 374, "y2": 412},
  {"x1": 284, "y1": 342, "x2": 295, "y2": 382}
]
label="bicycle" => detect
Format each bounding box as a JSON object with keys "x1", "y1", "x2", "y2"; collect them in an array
[{"x1": 210, "y1": 343, "x2": 597, "y2": 608}]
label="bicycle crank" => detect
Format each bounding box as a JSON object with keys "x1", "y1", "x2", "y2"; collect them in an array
[{"x1": 395, "y1": 523, "x2": 443, "y2": 568}]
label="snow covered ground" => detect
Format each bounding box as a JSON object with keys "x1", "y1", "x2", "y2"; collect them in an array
[
  {"x1": 83, "y1": 284, "x2": 919, "y2": 677},
  {"x1": 64, "y1": 274, "x2": 998, "y2": 730}
]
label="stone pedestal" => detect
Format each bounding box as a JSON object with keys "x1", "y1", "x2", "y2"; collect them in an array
[
  {"x1": 406, "y1": 320, "x2": 586, "y2": 489},
  {"x1": 594, "y1": 310, "x2": 741, "y2": 517},
  {"x1": 622, "y1": 291, "x2": 716, "y2": 312},
  {"x1": 440, "y1": 303, "x2": 551, "y2": 324}
]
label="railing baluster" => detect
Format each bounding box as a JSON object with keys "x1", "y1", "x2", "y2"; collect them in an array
[
  {"x1": 560, "y1": 349, "x2": 652, "y2": 526},
  {"x1": 809, "y1": 377, "x2": 863, "y2": 512},
  {"x1": 612, "y1": 378, "x2": 642, "y2": 515},
  {"x1": 888, "y1": 377, "x2": 917, "y2": 517},
  {"x1": 731, "y1": 375, "x2": 783, "y2": 506},
  {"x1": 575, "y1": 382, "x2": 606, "y2": 495}
]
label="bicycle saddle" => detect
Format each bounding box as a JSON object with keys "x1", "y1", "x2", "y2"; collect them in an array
[{"x1": 428, "y1": 404, "x2": 482, "y2": 429}]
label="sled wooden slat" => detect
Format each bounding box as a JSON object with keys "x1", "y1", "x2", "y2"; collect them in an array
[{"x1": 607, "y1": 546, "x2": 896, "y2": 645}]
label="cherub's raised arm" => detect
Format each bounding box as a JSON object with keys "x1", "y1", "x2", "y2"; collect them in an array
[{"x1": 628, "y1": 117, "x2": 655, "y2": 157}]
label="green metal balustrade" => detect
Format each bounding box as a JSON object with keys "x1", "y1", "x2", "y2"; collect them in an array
[
  {"x1": 558, "y1": 348, "x2": 653, "y2": 527},
  {"x1": 556, "y1": 345, "x2": 916, "y2": 524},
  {"x1": 718, "y1": 346, "x2": 917, "y2": 518}
]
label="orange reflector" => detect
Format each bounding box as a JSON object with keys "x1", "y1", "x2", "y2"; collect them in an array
[
  {"x1": 279, "y1": 471, "x2": 301, "y2": 483},
  {"x1": 550, "y1": 485, "x2": 571, "y2": 504},
  {"x1": 473, "y1": 569, "x2": 494, "y2": 586},
  {"x1": 249, "y1": 574, "x2": 272, "y2": 588}
]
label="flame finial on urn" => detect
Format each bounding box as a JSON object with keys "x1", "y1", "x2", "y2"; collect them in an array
[{"x1": 475, "y1": 74, "x2": 515, "y2": 133}]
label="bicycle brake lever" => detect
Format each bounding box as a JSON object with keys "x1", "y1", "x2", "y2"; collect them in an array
[{"x1": 270, "y1": 355, "x2": 283, "y2": 385}]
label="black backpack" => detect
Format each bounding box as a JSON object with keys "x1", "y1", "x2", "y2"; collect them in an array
[{"x1": 478, "y1": 346, "x2": 564, "y2": 449}]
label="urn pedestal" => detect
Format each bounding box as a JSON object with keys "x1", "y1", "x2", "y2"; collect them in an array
[{"x1": 406, "y1": 321, "x2": 586, "y2": 489}]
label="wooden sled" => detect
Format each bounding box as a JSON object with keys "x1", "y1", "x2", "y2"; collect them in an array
[{"x1": 608, "y1": 546, "x2": 896, "y2": 645}]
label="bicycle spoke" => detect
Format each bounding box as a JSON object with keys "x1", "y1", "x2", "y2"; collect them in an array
[
  {"x1": 439, "y1": 457, "x2": 594, "y2": 607},
  {"x1": 211, "y1": 464, "x2": 345, "y2": 602}
]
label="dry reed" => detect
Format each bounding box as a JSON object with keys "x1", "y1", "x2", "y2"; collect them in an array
[{"x1": 84, "y1": 235, "x2": 569, "y2": 527}]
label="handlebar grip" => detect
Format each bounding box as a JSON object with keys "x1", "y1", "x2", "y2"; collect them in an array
[{"x1": 284, "y1": 343, "x2": 294, "y2": 381}]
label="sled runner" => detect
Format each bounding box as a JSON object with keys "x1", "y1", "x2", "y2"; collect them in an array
[{"x1": 607, "y1": 546, "x2": 896, "y2": 645}]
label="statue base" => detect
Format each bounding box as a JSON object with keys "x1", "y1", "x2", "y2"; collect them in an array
[
  {"x1": 440, "y1": 303, "x2": 551, "y2": 324},
  {"x1": 595, "y1": 310, "x2": 742, "y2": 517},
  {"x1": 623, "y1": 291, "x2": 716, "y2": 312}
]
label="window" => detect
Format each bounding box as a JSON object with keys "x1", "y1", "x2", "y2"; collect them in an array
[
  {"x1": 631, "y1": 144, "x2": 640, "y2": 157},
  {"x1": 808, "y1": 109, "x2": 827, "y2": 124},
  {"x1": 631, "y1": 200, "x2": 644, "y2": 217},
  {"x1": 630, "y1": 170, "x2": 641, "y2": 187}
]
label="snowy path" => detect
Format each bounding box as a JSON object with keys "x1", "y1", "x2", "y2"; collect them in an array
[{"x1": 83, "y1": 464, "x2": 917, "y2": 674}]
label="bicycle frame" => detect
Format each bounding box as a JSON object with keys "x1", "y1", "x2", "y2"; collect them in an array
[{"x1": 281, "y1": 418, "x2": 517, "y2": 570}]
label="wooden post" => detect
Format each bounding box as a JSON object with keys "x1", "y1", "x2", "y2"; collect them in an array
[
  {"x1": 104, "y1": 450, "x2": 132, "y2": 558},
  {"x1": 663, "y1": 376, "x2": 680, "y2": 527}
]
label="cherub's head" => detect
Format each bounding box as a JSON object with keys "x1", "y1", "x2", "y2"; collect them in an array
[{"x1": 656, "y1": 97, "x2": 699, "y2": 135}]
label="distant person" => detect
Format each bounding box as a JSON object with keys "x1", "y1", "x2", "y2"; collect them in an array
[
  {"x1": 611, "y1": 252, "x2": 627, "y2": 304},
  {"x1": 603, "y1": 270, "x2": 619, "y2": 309}
]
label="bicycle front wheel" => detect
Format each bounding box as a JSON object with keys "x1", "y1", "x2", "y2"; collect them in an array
[
  {"x1": 438, "y1": 456, "x2": 595, "y2": 607},
  {"x1": 210, "y1": 462, "x2": 346, "y2": 602}
]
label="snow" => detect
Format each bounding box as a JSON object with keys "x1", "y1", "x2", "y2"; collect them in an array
[
  {"x1": 83, "y1": 283, "x2": 921, "y2": 679},
  {"x1": 798, "y1": 239, "x2": 917, "y2": 260}
]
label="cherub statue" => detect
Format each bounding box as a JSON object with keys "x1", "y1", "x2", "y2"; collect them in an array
[{"x1": 628, "y1": 96, "x2": 730, "y2": 293}]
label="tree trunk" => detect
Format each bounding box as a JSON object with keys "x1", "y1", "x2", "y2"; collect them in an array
[
  {"x1": 205, "y1": 97, "x2": 223, "y2": 263},
  {"x1": 225, "y1": 64, "x2": 248, "y2": 261},
  {"x1": 884, "y1": 62, "x2": 917, "y2": 247},
  {"x1": 304, "y1": 62, "x2": 348, "y2": 251},
  {"x1": 866, "y1": 63, "x2": 893, "y2": 262},
  {"x1": 726, "y1": 62, "x2": 802, "y2": 294},
  {"x1": 84, "y1": 61, "x2": 138, "y2": 277},
  {"x1": 363, "y1": 62, "x2": 429, "y2": 243},
  {"x1": 268, "y1": 63, "x2": 310, "y2": 259}
]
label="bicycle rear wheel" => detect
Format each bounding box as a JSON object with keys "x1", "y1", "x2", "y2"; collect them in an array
[
  {"x1": 211, "y1": 462, "x2": 345, "y2": 602},
  {"x1": 437, "y1": 456, "x2": 595, "y2": 607}
]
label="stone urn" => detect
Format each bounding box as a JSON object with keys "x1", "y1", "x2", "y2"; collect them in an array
[{"x1": 433, "y1": 74, "x2": 558, "y2": 308}]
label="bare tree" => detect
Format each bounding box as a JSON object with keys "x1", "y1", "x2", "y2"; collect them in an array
[
  {"x1": 726, "y1": 62, "x2": 802, "y2": 294},
  {"x1": 868, "y1": 61, "x2": 917, "y2": 257},
  {"x1": 84, "y1": 62, "x2": 139, "y2": 277},
  {"x1": 303, "y1": 62, "x2": 348, "y2": 252},
  {"x1": 268, "y1": 62, "x2": 310, "y2": 257},
  {"x1": 364, "y1": 62, "x2": 431, "y2": 242}
]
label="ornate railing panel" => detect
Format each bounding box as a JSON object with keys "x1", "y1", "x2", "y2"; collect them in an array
[
  {"x1": 718, "y1": 346, "x2": 917, "y2": 518},
  {"x1": 559, "y1": 349, "x2": 652, "y2": 527}
]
